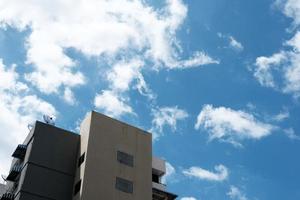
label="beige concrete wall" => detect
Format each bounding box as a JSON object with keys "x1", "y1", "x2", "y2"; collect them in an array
[
  {"x1": 75, "y1": 111, "x2": 152, "y2": 200},
  {"x1": 73, "y1": 112, "x2": 92, "y2": 200}
]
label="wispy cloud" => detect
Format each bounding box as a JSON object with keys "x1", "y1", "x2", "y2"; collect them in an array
[
  {"x1": 162, "y1": 162, "x2": 176, "y2": 184},
  {"x1": 284, "y1": 128, "x2": 300, "y2": 140},
  {"x1": 253, "y1": 0, "x2": 300, "y2": 99},
  {"x1": 181, "y1": 197, "x2": 197, "y2": 200},
  {"x1": 0, "y1": 59, "x2": 56, "y2": 174},
  {"x1": 218, "y1": 33, "x2": 244, "y2": 52},
  {"x1": 94, "y1": 90, "x2": 134, "y2": 118},
  {"x1": 0, "y1": 0, "x2": 218, "y2": 100},
  {"x1": 183, "y1": 164, "x2": 229, "y2": 182},
  {"x1": 63, "y1": 88, "x2": 77, "y2": 105},
  {"x1": 229, "y1": 36, "x2": 244, "y2": 51},
  {"x1": 227, "y1": 186, "x2": 248, "y2": 200},
  {"x1": 195, "y1": 105, "x2": 275, "y2": 147},
  {"x1": 272, "y1": 109, "x2": 290, "y2": 122},
  {"x1": 254, "y1": 52, "x2": 286, "y2": 88},
  {"x1": 275, "y1": 0, "x2": 300, "y2": 27},
  {"x1": 150, "y1": 106, "x2": 188, "y2": 140}
]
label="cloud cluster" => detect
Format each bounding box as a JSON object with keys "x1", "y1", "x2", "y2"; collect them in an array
[
  {"x1": 0, "y1": 0, "x2": 217, "y2": 101},
  {"x1": 254, "y1": 0, "x2": 300, "y2": 99},
  {"x1": 195, "y1": 105, "x2": 275, "y2": 147},
  {"x1": 94, "y1": 90, "x2": 134, "y2": 118},
  {"x1": 150, "y1": 106, "x2": 188, "y2": 140},
  {"x1": 0, "y1": 59, "x2": 56, "y2": 173},
  {"x1": 227, "y1": 186, "x2": 248, "y2": 200},
  {"x1": 162, "y1": 162, "x2": 176, "y2": 184},
  {"x1": 94, "y1": 59, "x2": 146, "y2": 117},
  {"x1": 183, "y1": 164, "x2": 229, "y2": 182}
]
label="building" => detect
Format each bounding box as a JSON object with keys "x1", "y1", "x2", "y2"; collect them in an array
[{"x1": 0, "y1": 111, "x2": 177, "y2": 200}]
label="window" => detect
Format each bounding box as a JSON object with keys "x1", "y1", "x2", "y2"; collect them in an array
[
  {"x1": 115, "y1": 177, "x2": 133, "y2": 194},
  {"x1": 74, "y1": 180, "x2": 82, "y2": 195},
  {"x1": 152, "y1": 174, "x2": 159, "y2": 183},
  {"x1": 78, "y1": 153, "x2": 85, "y2": 167},
  {"x1": 117, "y1": 151, "x2": 133, "y2": 167}
]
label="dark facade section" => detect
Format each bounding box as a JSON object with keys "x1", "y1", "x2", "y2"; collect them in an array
[{"x1": 4, "y1": 121, "x2": 80, "y2": 200}]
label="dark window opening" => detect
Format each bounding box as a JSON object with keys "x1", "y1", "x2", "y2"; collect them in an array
[
  {"x1": 117, "y1": 151, "x2": 133, "y2": 167},
  {"x1": 115, "y1": 177, "x2": 133, "y2": 194},
  {"x1": 152, "y1": 174, "x2": 160, "y2": 183},
  {"x1": 78, "y1": 153, "x2": 85, "y2": 167},
  {"x1": 74, "y1": 180, "x2": 82, "y2": 195}
]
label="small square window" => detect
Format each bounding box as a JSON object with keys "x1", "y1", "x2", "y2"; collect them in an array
[
  {"x1": 115, "y1": 177, "x2": 133, "y2": 194},
  {"x1": 74, "y1": 180, "x2": 82, "y2": 195},
  {"x1": 117, "y1": 151, "x2": 133, "y2": 167},
  {"x1": 152, "y1": 174, "x2": 159, "y2": 183},
  {"x1": 78, "y1": 153, "x2": 85, "y2": 167}
]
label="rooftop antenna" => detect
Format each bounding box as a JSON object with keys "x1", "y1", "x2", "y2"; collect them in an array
[
  {"x1": 43, "y1": 115, "x2": 56, "y2": 126},
  {"x1": 27, "y1": 123, "x2": 34, "y2": 131},
  {"x1": 1, "y1": 175, "x2": 7, "y2": 183}
]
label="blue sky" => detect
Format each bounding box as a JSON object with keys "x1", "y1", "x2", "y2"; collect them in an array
[{"x1": 0, "y1": 0, "x2": 300, "y2": 199}]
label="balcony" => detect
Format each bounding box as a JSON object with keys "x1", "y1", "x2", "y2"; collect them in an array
[
  {"x1": 0, "y1": 193, "x2": 14, "y2": 200},
  {"x1": 152, "y1": 157, "x2": 166, "y2": 176},
  {"x1": 6, "y1": 165, "x2": 22, "y2": 182},
  {"x1": 12, "y1": 145, "x2": 27, "y2": 160},
  {"x1": 152, "y1": 182, "x2": 166, "y2": 191},
  {"x1": 152, "y1": 188, "x2": 177, "y2": 200}
]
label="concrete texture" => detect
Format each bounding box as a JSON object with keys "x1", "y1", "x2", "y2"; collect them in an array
[{"x1": 73, "y1": 111, "x2": 152, "y2": 200}]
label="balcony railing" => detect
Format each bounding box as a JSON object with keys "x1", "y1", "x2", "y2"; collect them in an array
[
  {"x1": 152, "y1": 188, "x2": 177, "y2": 200},
  {"x1": 12, "y1": 144, "x2": 27, "y2": 160},
  {"x1": 0, "y1": 193, "x2": 14, "y2": 200},
  {"x1": 6, "y1": 165, "x2": 22, "y2": 182},
  {"x1": 152, "y1": 182, "x2": 166, "y2": 191}
]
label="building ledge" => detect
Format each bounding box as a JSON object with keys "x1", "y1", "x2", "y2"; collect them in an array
[
  {"x1": 12, "y1": 145, "x2": 27, "y2": 160},
  {"x1": 152, "y1": 182, "x2": 166, "y2": 191},
  {"x1": 6, "y1": 165, "x2": 22, "y2": 182},
  {"x1": 0, "y1": 193, "x2": 14, "y2": 200},
  {"x1": 152, "y1": 187, "x2": 177, "y2": 200}
]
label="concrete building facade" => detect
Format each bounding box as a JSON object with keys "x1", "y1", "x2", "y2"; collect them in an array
[{"x1": 0, "y1": 111, "x2": 177, "y2": 200}]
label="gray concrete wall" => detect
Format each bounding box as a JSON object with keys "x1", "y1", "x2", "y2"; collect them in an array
[
  {"x1": 74, "y1": 111, "x2": 152, "y2": 200},
  {"x1": 15, "y1": 121, "x2": 80, "y2": 200},
  {"x1": 29, "y1": 122, "x2": 80, "y2": 174}
]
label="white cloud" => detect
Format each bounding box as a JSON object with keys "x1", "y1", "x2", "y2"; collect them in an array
[
  {"x1": 183, "y1": 164, "x2": 229, "y2": 182},
  {"x1": 195, "y1": 105, "x2": 275, "y2": 146},
  {"x1": 162, "y1": 162, "x2": 176, "y2": 184},
  {"x1": 150, "y1": 106, "x2": 188, "y2": 140},
  {"x1": 107, "y1": 59, "x2": 144, "y2": 92},
  {"x1": 254, "y1": 52, "x2": 286, "y2": 88},
  {"x1": 0, "y1": 0, "x2": 218, "y2": 98},
  {"x1": 272, "y1": 109, "x2": 289, "y2": 122},
  {"x1": 181, "y1": 197, "x2": 197, "y2": 200},
  {"x1": 227, "y1": 186, "x2": 248, "y2": 200},
  {"x1": 63, "y1": 88, "x2": 76, "y2": 105},
  {"x1": 94, "y1": 90, "x2": 134, "y2": 118},
  {"x1": 253, "y1": 1, "x2": 300, "y2": 98},
  {"x1": 0, "y1": 59, "x2": 57, "y2": 174},
  {"x1": 94, "y1": 59, "x2": 154, "y2": 117},
  {"x1": 218, "y1": 33, "x2": 243, "y2": 52},
  {"x1": 169, "y1": 51, "x2": 219, "y2": 69},
  {"x1": 284, "y1": 128, "x2": 300, "y2": 140},
  {"x1": 229, "y1": 36, "x2": 244, "y2": 51},
  {"x1": 254, "y1": 34, "x2": 300, "y2": 98},
  {"x1": 276, "y1": 0, "x2": 300, "y2": 27}
]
